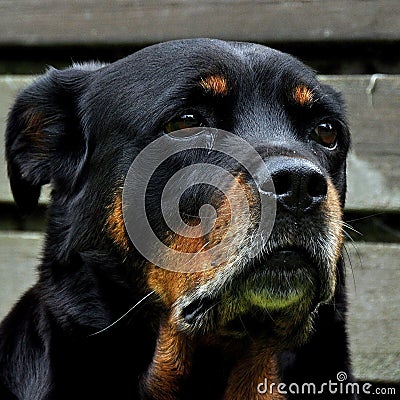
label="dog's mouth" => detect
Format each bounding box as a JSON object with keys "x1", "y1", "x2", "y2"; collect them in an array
[
  {"x1": 175, "y1": 242, "x2": 328, "y2": 337},
  {"x1": 253, "y1": 246, "x2": 314, "y2": 271}
]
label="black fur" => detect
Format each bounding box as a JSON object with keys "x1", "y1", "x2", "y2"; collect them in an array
[{"x1": 1, "y1": 39, "x2": 355, "y2": 399}]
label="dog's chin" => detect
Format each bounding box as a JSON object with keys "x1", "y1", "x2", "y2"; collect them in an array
[
  {"x1": 239, "y1": 248, "x2": 317, "y2": 305},
  {"x1": 175, "y1": 248, "x2": 332, "y2": 343}
]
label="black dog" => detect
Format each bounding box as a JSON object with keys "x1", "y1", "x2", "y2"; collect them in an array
[{"x1": 1, "y1": 39, "x2": 356, "y2": 399}]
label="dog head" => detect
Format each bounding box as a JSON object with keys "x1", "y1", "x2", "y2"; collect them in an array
[{"x1": 6, "y1": 39, "x2": 349, "y2": 347}]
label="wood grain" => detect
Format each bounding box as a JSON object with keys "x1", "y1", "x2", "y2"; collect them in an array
[
  {"x1": 0, "y1": 1, "x2": 399, "y2": 46},
  {"x1": 323, "y1": 76, "x2": 400, "y2": 212},
  {"x1": 345, "y1": 242, "x2": 400, "y2": 382}
]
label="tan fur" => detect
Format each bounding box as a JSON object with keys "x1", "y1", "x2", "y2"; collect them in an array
[
  {"x1": 147, "y1": 173, "x2": 256, "y2": 306},
  {"x1": 293, "y1": 85, "x2": 314, "y2": 106},
  {"x1": 200, "y1": 75, "x2": 229, "y2": 96},
  {"x1": 106, "y1": 190, "x2": 130, "y2": 253},
  {"x1": 224, "y1": 345, "x2": 286, "y2": 400},
  {"x1": 142, "y1": 319, "x2": 193, "y2": 400},
  {"x1": 325, "y1": 179, "x2": 344, "y2": 269}
]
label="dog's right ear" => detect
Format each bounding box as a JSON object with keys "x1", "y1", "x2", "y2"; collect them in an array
[{"x1": 6, "y1": 65, "x2": 100, "y2": 214}]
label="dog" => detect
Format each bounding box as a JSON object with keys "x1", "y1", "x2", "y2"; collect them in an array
[{"x1": 1, "y1": 39, "x2": 356, "y2": 399}]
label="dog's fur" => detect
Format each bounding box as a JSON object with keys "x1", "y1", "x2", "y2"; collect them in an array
[{"x1": 1, "y1": 39, "x2": 356, "y2": 399}]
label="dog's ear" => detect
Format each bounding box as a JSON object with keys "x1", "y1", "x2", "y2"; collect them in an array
[{"x1": 6, "y1": 65, "x2": 99, "y2": 214}]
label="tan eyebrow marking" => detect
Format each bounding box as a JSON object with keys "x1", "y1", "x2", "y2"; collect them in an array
[
  {"x1": 199, "y1": 75, "x2": 228, "y2": 96},
  {"x1": 293, "y1": 85, "x2": 314, "y2": 106}
]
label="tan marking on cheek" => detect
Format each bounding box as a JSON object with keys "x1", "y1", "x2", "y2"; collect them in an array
[
  {"x1": 147, "y1": 220, "x2": 218, "y2": 306},
  {"x1": 106, "y1": 190, "x2": 130, "y2": 253},
  {"x1": 147, "y1": 173, "x2": 258, "y2": 307},
  {"x1": 323, "y1": 179, "x2": 344, "y2": 293},
  {"x1": 293, "y1": 85, "x2": 314, "y2": 106},
  {"x1": 325, "y1": 179, "x2": 344, "y2": 257},
  {"x1": 200, "y1": 75, "x2": 228, "y2": 96},
  {"x1": 147, "y1": 260, "x2": 217, "y2": 308}
]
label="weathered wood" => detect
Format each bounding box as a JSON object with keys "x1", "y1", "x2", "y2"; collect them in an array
[
  {"x1": 0, "y1": 235, "x2": 399, "y2": 381},
  {"x1": 0, "y1": 232, "x2": 41, "y2": 318},
  {"x1": 322, "y1": 76, "x2": 400, "y2": 212},
  {"x1": 0, "y1": 0, "x2": 399, "y2": 46},
  {"x1": 345, "y1": 242, "x2": 400, "y2": 382},
  {"x1": 1, "y1": 75, "x2": 399, "y2": 211}
]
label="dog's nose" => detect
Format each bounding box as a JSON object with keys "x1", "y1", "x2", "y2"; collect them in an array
[{"x1": 260, "y1": 157, "x2": 327, "y2": 214}]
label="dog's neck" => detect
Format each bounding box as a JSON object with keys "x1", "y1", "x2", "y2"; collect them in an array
[{"x1": 142, "y1": 317, "x2": 286, "y2": 400}]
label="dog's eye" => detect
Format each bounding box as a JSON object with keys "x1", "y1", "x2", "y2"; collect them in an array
[
  {"x1": 164, "y1": 112, "x2": 205, "y2": 133},
  {"x1": 311, "y1": 122, "x2": 338, "y2": 148}
]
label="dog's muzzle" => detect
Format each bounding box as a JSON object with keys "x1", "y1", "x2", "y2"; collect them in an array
[{"x1": 174, "y1": 154, "x2": 342, "y2": 338}]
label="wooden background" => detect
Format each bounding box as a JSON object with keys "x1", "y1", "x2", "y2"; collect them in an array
[
  {"x1": 1, "y1": 0, "x2": 399, "y2": 45},
  {"x1": 0, "y1": 0, "x2": 399, "y2": 387}
]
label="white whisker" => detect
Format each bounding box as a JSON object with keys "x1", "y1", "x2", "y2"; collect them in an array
[{"x1": 88, "y1": 291, "x2": 155, "y2": 337}]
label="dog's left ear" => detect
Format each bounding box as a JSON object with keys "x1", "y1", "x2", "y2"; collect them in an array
[{"x1": 6, "y1": 65, "x2": 100, "y2": 214}]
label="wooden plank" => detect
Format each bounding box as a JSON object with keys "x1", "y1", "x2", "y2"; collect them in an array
[
  {"x1": 0, "y1": 232, "x2": 41, "y2": 319},
  {"x1": 322, "y1": 76, "x2": 400, "y2": 212},
  {"x1": 1, "y1": 75, "x2": 400, "y2": 211},
  {"x1": 345, "y1": 243, "x2": 400, "y2": 382},
  {"x1": 0, "y1": 1, "x2": 400, "y2": 46},
  {"x1": 0, "y1": 234, "x2": 399, "y2": 382},
  {"x1": 0, "y1": 77, "x2": 31, "y2": 202}
]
